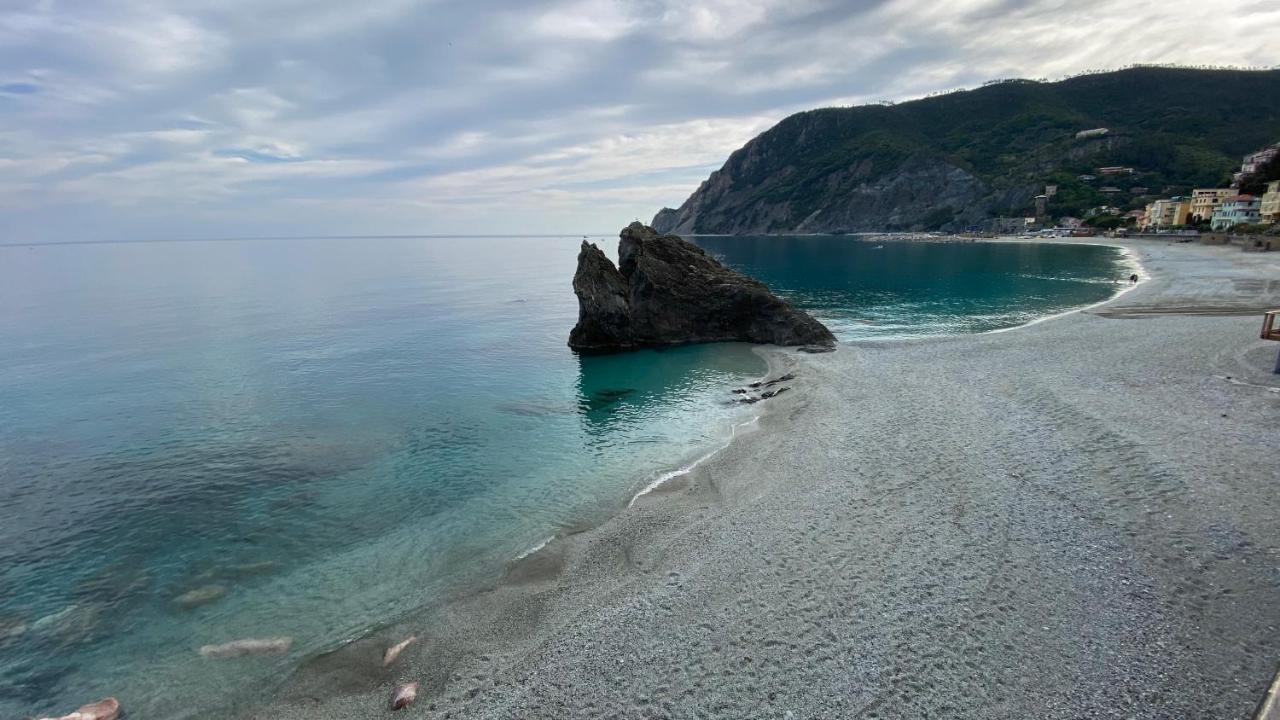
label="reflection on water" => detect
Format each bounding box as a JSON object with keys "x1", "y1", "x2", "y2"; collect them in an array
[{"x1": 573, "y1": 344, "x2": 765, "y2": 435}]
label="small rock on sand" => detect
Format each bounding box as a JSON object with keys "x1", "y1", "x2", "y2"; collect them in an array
[
  {"x1": 383, "y1": 635, "x2": 417, "y2": 667},
  {"x1": 390, "y1": 682, "x2": 419, "y2": 710},
  {"x1": 199, "y1": 637, "x2": 292, "y2": 659}
]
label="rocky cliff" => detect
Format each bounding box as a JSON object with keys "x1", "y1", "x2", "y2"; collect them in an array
[
  {"x1": 654, "y1": 155, "x2": 999, "y2": 235},
  {"x1": 569, "y1": 223, "x2": 835, "y2": 353},
  {"x1": 653, "y1": 67, "x2": 1280, "y2": 234}
]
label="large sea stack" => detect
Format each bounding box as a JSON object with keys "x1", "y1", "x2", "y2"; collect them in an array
[{"x1": 568, "y1": 223, "x2": 835, "y2": 353}]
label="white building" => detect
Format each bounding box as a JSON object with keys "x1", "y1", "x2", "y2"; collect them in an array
[
  {"x1": 1233, "y1": 144, "x2": 1279, "y2": 185},
  {"x1": 1075, "y1": 128, "x2": 1109, "y2": 139}
]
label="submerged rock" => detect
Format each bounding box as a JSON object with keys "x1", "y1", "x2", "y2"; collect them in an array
[
  {"x1": 569, "y1": 223, "x2": 835, "y2": 353},
  {"x1": 382, "y1": 635, "x2": 417, "y2": 667},
  {"x1": 175, "y1": 584, "x2": 227, "y2": 609},
  {"x1": 199, "y1": 636, "x2": 292, "y2": 659},
  {"x1": 35, "y1": 696, "x2": 119, "y2": 720}
]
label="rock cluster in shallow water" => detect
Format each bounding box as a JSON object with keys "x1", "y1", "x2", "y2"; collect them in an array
[{"x1": 569, "y1": 223, "x2": 836, "y2": 353}]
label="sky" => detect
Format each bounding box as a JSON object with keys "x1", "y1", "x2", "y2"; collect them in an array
[{"x1": 0, "y1": 0, "x2": 1278, "y2": 242}]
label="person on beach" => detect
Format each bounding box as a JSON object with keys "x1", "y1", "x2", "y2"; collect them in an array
[{"x1": 1129, "y1": 273, "x2": 1139, "y2": 284}]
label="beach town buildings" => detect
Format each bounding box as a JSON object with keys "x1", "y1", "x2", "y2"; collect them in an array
[
  {"x1": 1097, "y1": 166, "x2": 1135, "y2": 175},
  {"x1": 1189, "y1": 188, "x2": 1235, "y2": 222},
  {"x1": 1210, "y1": 195, "x2": 1261, "y2": 230},
  {"x1": 1142, "y1": 198, "x2": 1191, "y2": 229},
  {"x1": 1261, "y1": 181, "x2": 1280, "y2": 224}
]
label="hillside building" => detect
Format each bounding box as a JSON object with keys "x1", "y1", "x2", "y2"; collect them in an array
[
  {"x1": 1075, "y1": 128, "x2": 1109, "y2": 139},
  {"x1": 1233, "y1": 144, "x2": 1279, "y2": 185},
  {"x1": 1210, "y1": 195, "x2": 1261, "y2": 230},
  {"x1": 1097, "y1": 166, "x2": 1134, "y2": 175}
]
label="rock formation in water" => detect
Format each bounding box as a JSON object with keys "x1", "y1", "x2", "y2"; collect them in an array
[{"x1": 568, "y1": 223, "x2": 835, "y2": 353}]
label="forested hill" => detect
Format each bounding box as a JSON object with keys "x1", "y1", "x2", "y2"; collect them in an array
[{"x1": 651, "y1": 67, "x2": 1280, "y2": 234}]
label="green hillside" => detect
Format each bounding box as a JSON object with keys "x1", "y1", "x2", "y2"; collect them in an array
[{"x1": 654, "y1": 67, "x2": 1280, "y2": 233}]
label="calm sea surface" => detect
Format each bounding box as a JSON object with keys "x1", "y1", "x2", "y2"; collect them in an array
[{"x1": 0, "y1": 235, "x2": 1127, "y2": 717}]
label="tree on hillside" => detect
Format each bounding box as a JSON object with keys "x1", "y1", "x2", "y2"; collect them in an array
[{"x1": 1085, "y1": 214, "x2": 1127, "y2": 230}]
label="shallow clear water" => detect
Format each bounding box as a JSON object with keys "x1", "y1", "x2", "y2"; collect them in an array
[
  {"x1": 694, "y1": 236, "x2": 1130, "y2": 340},
  {"x1": 0, "y1": 235, "x2": 1126, "y2": 718}
]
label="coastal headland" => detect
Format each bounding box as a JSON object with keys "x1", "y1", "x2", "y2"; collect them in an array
[{"x1": 243, "y1": 238, "x2": 1280, "y2": 719}]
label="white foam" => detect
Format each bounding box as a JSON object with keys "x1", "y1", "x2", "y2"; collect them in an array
[
  {"x1": 515, "y1": 535, "x2": 555, "y2": 560},
  {"x1": 983, "y1": 242, "x2": 1147, "y2": 335},
  {"x1": 628, "y1": 415, "x2": 761, "y2": 508}
]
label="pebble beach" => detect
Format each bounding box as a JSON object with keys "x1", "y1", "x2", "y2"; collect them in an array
[{"x1": 243, "y1": 238, "x2": 1280, "y2": 720}]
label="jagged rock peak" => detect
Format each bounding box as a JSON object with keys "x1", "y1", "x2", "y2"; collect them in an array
[{"x1": 568, "y1": 222, "x2": 836, "y2": 353}]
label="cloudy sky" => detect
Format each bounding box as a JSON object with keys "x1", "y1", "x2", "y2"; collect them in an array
[{"x1": 0, "y1": 0, "x2": 1277, "y2": 242}]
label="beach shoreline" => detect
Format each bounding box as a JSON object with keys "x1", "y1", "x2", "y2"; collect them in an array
[{"x1": 239, "y1": 237, "x2": 1280, "y2": 720}]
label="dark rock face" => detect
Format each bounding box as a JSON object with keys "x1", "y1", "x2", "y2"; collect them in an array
[
  {"x1": 569, "y1": 223, "x2": 836, "y2": 353},
  {"x1": 652, "y1": 154, "x2": 993, "y2": 235}
]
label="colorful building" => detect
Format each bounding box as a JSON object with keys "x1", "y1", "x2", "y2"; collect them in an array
[
  {"x1": 1261, "y1": 180, "x2": 1280, "y2": 224},
  {"x1": 1210, "y1": 195, "x2": 1261, "y2": 231},
  {"x1": 1189, "y1": 188, "x2": 1234, "y2": 223}
]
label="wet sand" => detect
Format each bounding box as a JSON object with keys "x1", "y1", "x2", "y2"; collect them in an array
[{"x1": 240, "y1": 239, "x2": 1280, "y2": 719}]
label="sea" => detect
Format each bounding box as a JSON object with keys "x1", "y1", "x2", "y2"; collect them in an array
[{"x1": 0, "y1": 234, "x2": 1130, "y2": 717}]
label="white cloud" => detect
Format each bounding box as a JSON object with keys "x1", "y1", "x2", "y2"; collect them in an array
[{"x1": 0, "y1": 0, "x2": 1277, "y2": 240}]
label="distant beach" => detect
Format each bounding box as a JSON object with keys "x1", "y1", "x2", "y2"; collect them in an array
[{"x1": 243, "y1": 237, "x2": 1280, "y2": 719}]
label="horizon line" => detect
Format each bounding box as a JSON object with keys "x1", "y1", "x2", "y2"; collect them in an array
[{"x1": 0, "y1": 233, "x2": 624, "y2": 249}]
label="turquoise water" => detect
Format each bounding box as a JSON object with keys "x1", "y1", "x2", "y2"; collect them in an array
[
  {"x1": 695, "y1": 236, "x2": 1130, "y2": 340},
  {"x1": 0, "y1": 235, "x2": 1126, "y2": 718}
]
